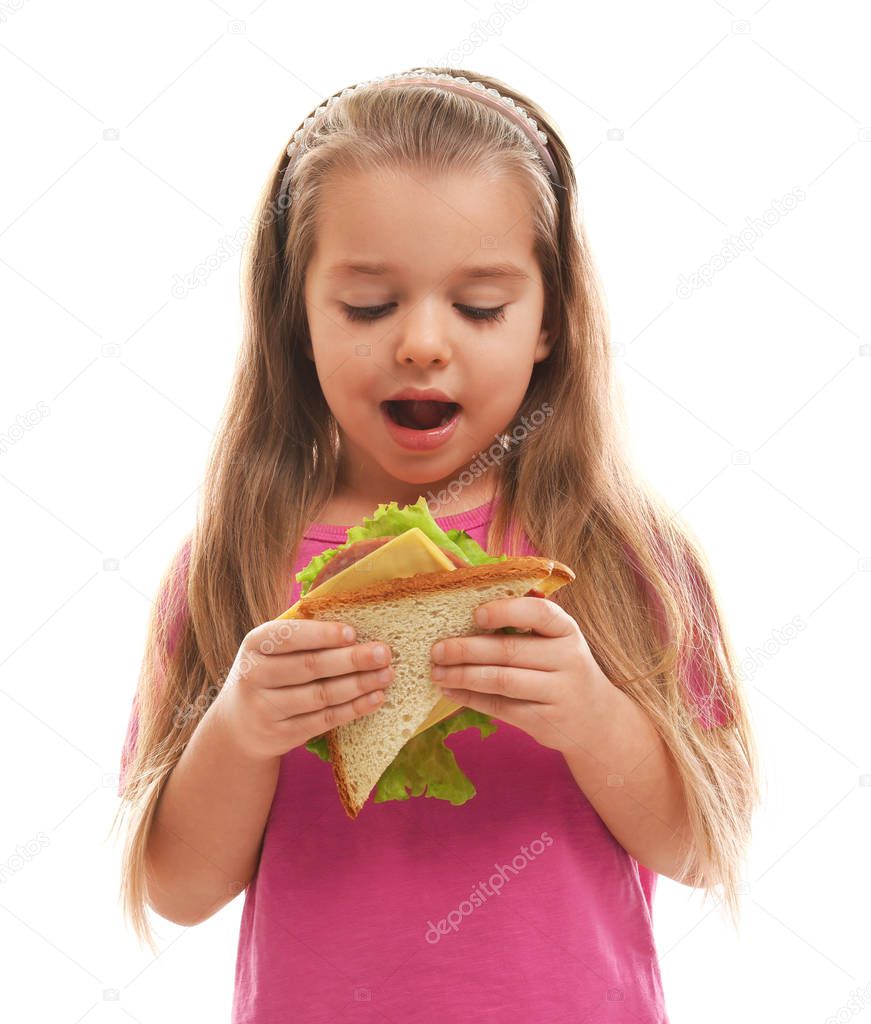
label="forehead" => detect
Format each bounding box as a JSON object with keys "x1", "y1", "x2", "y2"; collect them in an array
[{"x1": 308, "y1": 167, "x2": 540, "y2": 283}]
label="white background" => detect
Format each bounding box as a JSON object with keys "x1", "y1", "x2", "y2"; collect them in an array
[{"x1": 1, "y1": 1, "x2": 869, "y2": 1021}]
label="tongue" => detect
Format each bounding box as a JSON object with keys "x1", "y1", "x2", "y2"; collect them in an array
[{"x1": 396, "y1": 401, "x2": 453, "y2": 430}]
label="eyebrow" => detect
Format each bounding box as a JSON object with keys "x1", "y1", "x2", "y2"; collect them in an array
[{"x1": 325, "y1": 259, "x2": 530, "y2": 281}]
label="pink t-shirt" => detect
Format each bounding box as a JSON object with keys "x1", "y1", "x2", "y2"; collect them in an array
[{"x1": 119, "y1": 496, "x2": 727, "y2": 1022}]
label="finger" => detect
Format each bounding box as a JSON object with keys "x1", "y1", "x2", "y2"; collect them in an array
[
  {"x1": 239, "y1": 618, "x2": 357, "y2": 688},
  {"x1": 448, "y1": 688, "x2": 573, "y2": 752},
  {"x1": 432, "y1": 632, "x2": 553, "y2": 671},
  {"x1": 432, "y1": 663, "x2": 550, "y2": 703},
  {"x1": 287, "y1": 678, "x2": 392, "y2": 737},
  {"x1": 440, "y1": 684, "x2": 543, "y2": 727},
  {"x1": 473, "y1": 596, "x2": 573, "y2": 638},
  {"x1": 249, "y1": 617, "x2": 357, "y2": 657},
  {"x1": 257, "y1": 639, "x2": 393, "y2": 691},
  {"x1": 281, "y1": 640, "x2": 392, "y2": 690},
  {"x1": 279, "y1": 663, "x2": 395, "y2": 721}
]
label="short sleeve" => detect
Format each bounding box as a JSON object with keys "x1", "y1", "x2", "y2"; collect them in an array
[
  {"x1": 117, "y1": 539, "x2": 192, "y2": 797},
  {"x1": 117, "y1": 695, "x2": 140, "y2": 797},
  {"x1": 681, "y1": 623, "x2": 733, "y2": 729},
  {"x1": 678, "y1": 548, "x2": 733, "y2": 729},
  {"x1": 623, "y1": 540, "x2": 733, "y2": 731}
]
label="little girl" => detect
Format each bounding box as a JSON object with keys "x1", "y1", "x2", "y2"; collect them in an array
[{"x1": 112, "y1": 66, "x2": 760, "y2": 1022}]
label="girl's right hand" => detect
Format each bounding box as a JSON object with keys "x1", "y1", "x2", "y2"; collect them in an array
[{"x1": 213, "y1": 617, "x2": 394, "y2": 761}]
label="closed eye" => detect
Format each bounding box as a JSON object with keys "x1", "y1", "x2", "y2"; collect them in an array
[{"x1": 342, "y1": 303, "x2": 507, "y2": 324}]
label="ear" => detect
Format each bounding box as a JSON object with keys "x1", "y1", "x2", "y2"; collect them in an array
[{"x1": 533, "y1": 321, "x2": 554, "y2": 363}]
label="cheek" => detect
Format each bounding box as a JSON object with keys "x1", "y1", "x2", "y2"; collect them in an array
[
  {"x1": 313, "y1": 347, "x2": 380, "y2": 419},
  {"x1": 467, "y1": 334, "x2": 535, "y2": 390},
  {"x1": 307, "y1": 309, "x2": 356, "y2": 379}
]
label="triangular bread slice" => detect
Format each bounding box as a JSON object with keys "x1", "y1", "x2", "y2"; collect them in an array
[{"x1": 292, "y1": 557, "x2": 575, "y2": 818}]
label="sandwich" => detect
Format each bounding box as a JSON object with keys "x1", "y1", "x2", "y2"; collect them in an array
[{"x1": 277, "y1": 496, "x2": 575, "y2": 819}]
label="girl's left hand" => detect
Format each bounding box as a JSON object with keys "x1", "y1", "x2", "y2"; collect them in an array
[{"x1": 429, "y1": 596, "x2": 614, "y2": 754}]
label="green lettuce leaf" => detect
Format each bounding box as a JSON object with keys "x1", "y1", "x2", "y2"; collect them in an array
[
  {"x1": 295, "y1": 495, "x2": 506, "y2": 597},
  {"x1": 305, "y1": 733, "x2": 331, "y2": 762},
  {"x1": 304, "y1": 708, "x2": 498, "y2": 806}
]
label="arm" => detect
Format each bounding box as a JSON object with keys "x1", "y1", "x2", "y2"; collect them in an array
[
  {"x1": 145, "y1": 701, "x2": 280, "y2": 927},
  {"x1": 561, "y1": 678, "x2": 697, "y2": 884}
]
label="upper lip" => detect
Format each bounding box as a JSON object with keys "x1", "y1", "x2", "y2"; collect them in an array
[{"x1": 383, "y1": 388, "x2": 460, "y2": 405}]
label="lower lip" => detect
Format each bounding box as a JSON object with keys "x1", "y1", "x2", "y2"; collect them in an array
[{"x1": 381, "y1": 402, "x2": 462, "y2": 451}]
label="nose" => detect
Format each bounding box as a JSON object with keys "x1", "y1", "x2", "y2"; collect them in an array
[{"x1": 392, "y1": 297, "x2": 452, "y2": 366}]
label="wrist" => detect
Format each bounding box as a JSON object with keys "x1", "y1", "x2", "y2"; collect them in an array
[
  {"x1": 207, "y1": 694, "x2": 277, "y2": 769},
  {"x1": 556, "y1": 660, "x2": 618, "y2": 758}
]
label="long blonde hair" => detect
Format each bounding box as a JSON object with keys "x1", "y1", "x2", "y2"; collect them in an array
[{"x1": 110, "y1": 65, "x2": 761, "y2": 953}]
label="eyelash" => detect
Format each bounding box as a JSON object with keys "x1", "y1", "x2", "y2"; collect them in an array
[{"x1": 342, "y1": 303, "x2": 507, "y2": 324}]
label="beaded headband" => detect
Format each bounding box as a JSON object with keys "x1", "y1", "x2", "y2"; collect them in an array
[{"x1": 276, "y1": 68, "x2": 562, "y2": 206}]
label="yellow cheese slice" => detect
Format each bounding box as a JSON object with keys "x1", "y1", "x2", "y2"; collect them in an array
[
  {"x1": 407, "y1": 694, "x2": 463, "y2": 737},
  {"x1": 278, "y1": 528, "x2": 456, "y2": 618},
  {"x1": 529, "y1": 572, "x2": 565, "y2": 598}
]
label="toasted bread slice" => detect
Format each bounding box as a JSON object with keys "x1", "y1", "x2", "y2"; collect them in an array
[{"x1": 290, "y1": 557, "x2": 575, "y2": 818}]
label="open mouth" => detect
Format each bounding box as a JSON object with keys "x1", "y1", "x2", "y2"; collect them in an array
[{"x1": 382, "y1": 400, "x2": 461, "y2": 431}]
